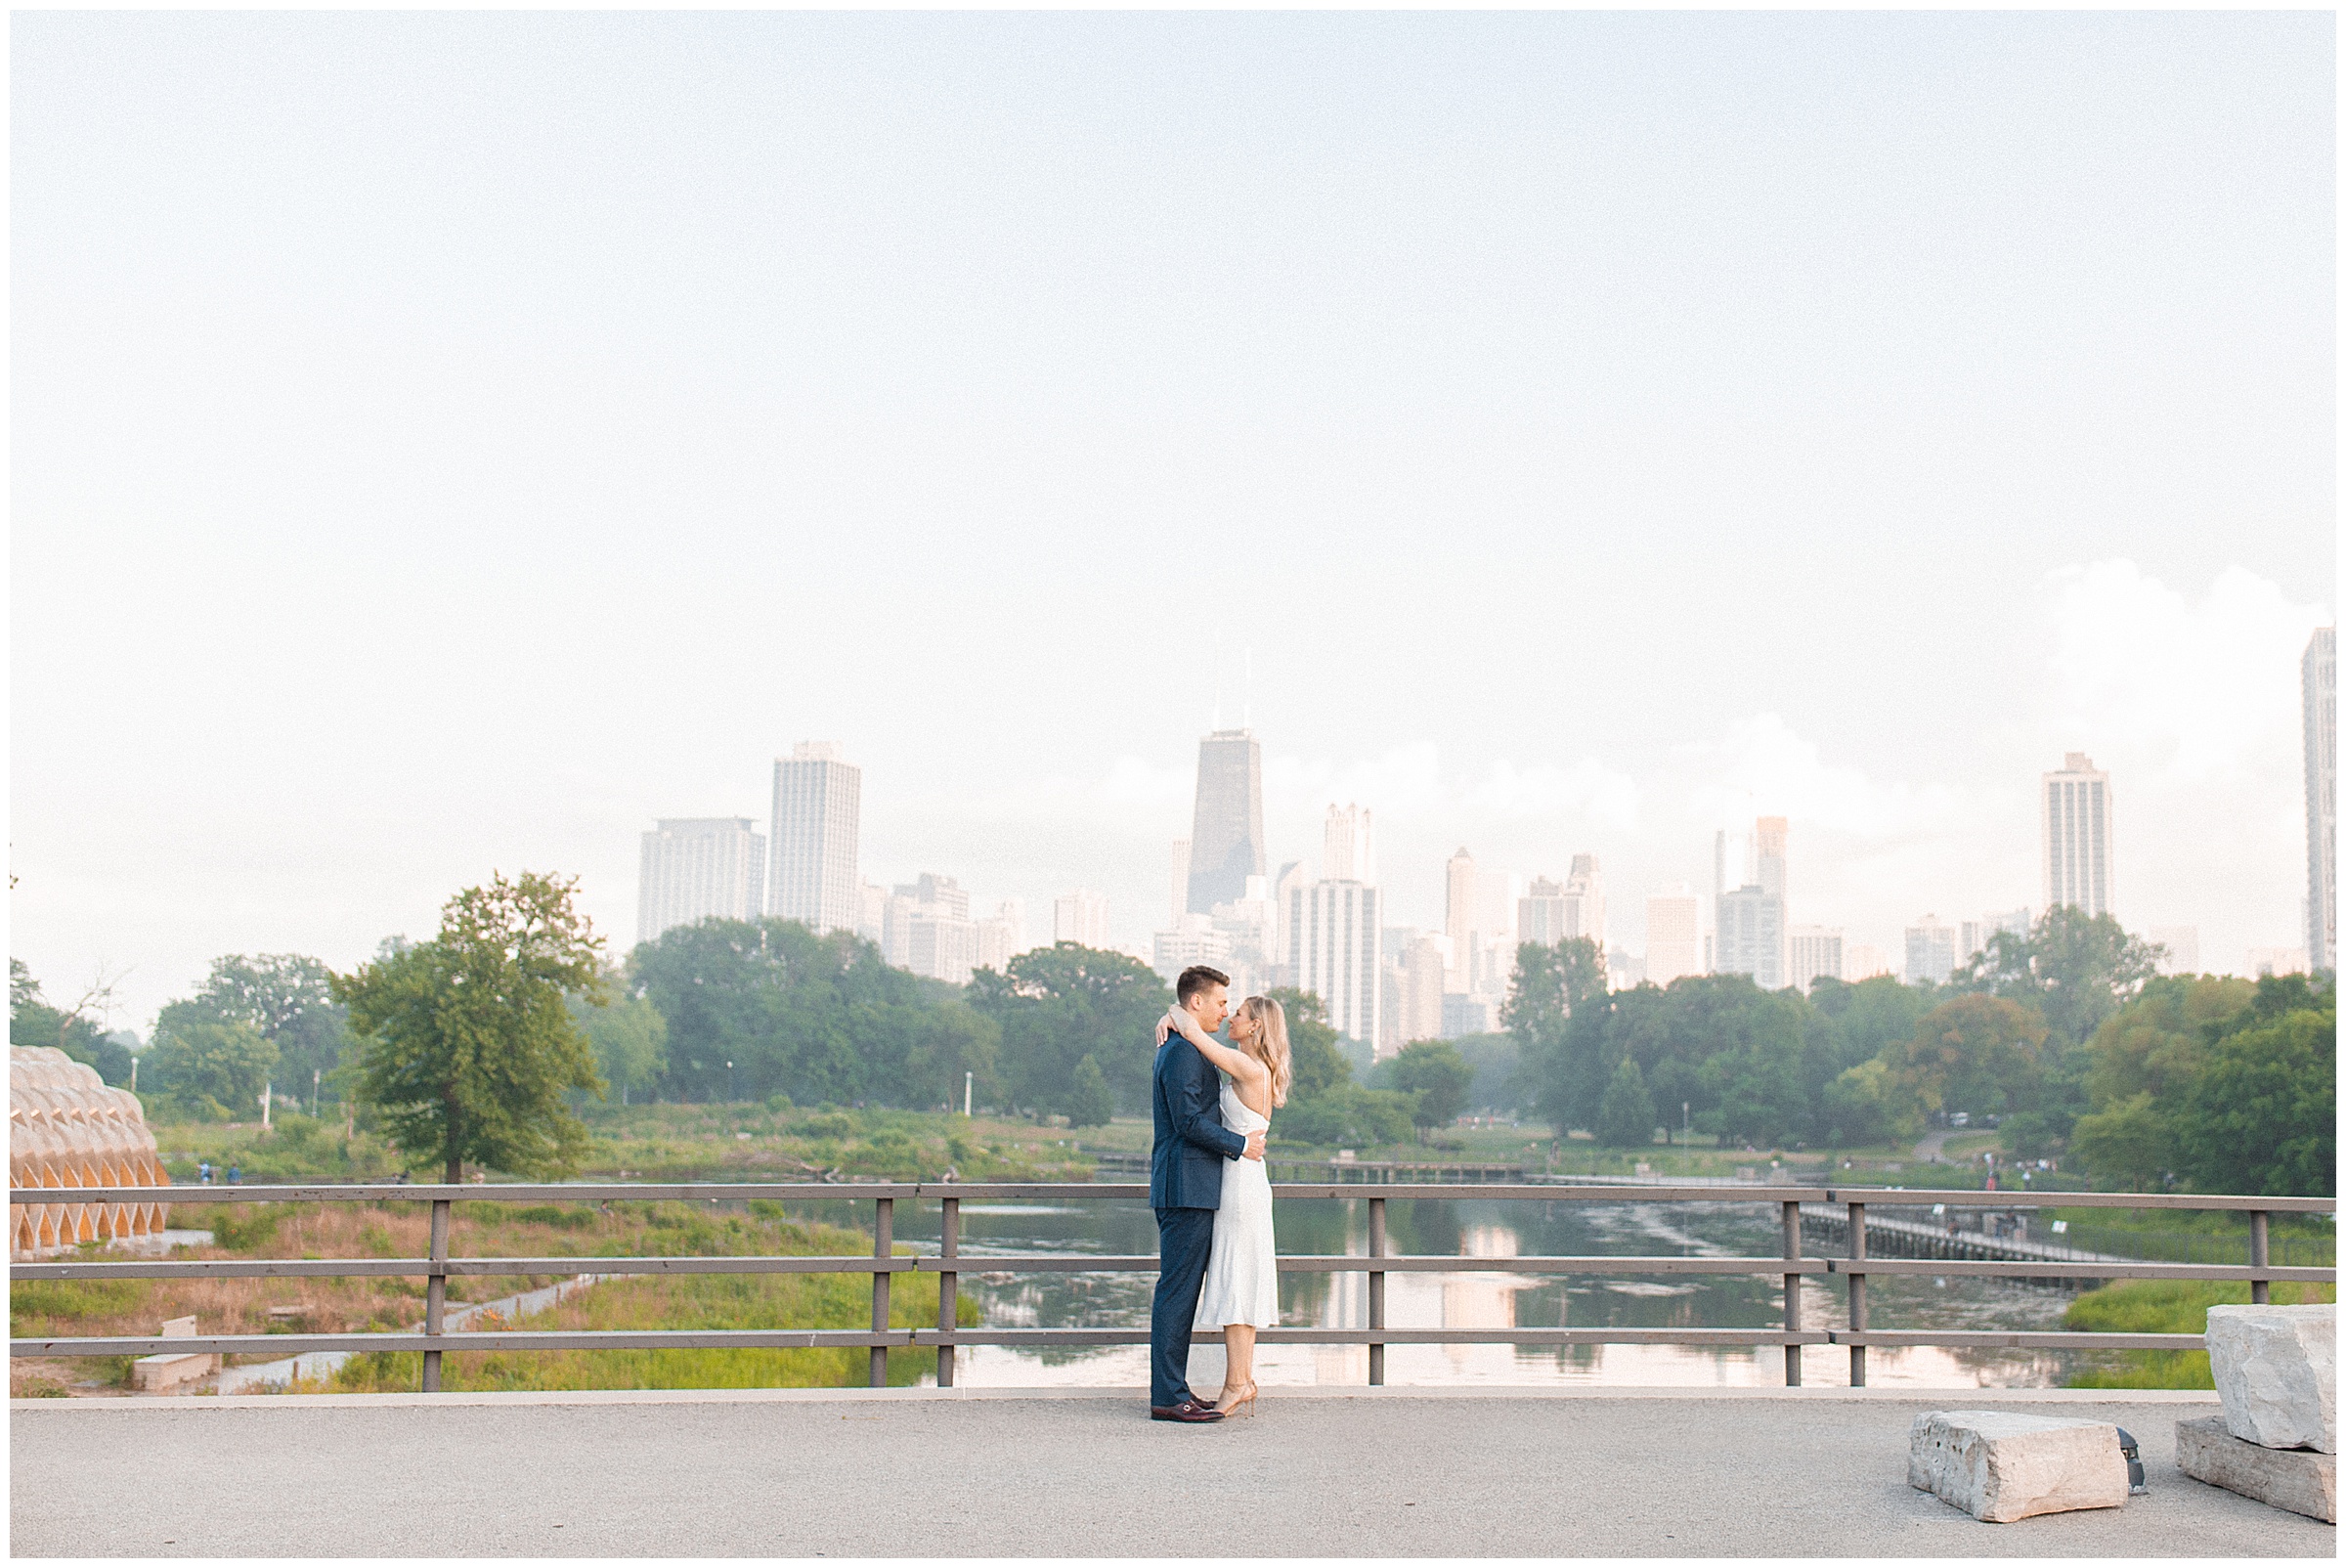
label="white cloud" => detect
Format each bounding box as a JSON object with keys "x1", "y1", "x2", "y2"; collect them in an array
[
  {"x1": 1692, "y1": 714, "x2": 1977, "y2": 840},
  {"x1": 2043, "y1": 559, "x2": 2326, "y2": 786}
]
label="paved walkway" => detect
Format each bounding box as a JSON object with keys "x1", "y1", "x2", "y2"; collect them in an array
[{"x1": 11, "y1": 1387, "x2": 2330, "y2": 1556}]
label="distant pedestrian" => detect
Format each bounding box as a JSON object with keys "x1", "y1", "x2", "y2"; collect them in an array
[
  {"x1": 227, "y1": 1164, "x2": 240, "y2": 1186},
  {"x1": 197, "y1": 1160, "x2": 211, "y2": 1185}
]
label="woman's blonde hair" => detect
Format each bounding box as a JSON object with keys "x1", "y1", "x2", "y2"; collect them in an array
[{"x1": 1239, "y1": 995, "x2": 1293, "y2": 1109}]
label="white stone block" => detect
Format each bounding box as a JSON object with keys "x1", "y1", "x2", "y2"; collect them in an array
[
  {"x1": 2206, "y1": 1304, "x2": 2335, "y2": 1454},
  {"x1": 1908, "y1": 1410, "x2": 2129, "y2": 1523},
  {"x1": 2177, "y1": 1415, "x2": 2337, "y2": 1523}
]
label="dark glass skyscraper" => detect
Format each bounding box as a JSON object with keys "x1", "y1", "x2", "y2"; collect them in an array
[{"x1": 1186, "y1": 728, "x2": 1266, "y2": 915}]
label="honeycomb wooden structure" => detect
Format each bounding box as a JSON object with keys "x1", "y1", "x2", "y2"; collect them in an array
[{"x1": 10, "y1": 1045, "x2": 170, "y2": 1256}]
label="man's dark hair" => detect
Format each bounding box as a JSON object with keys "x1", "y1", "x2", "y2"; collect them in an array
[{"x1": 1175, "y1": 965, "x2": 1231, "y2": 1005}]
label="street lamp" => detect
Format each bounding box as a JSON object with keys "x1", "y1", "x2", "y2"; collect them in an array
[{"x1": 727, "y1": 1060, "x2": 736, "y2": 1104}]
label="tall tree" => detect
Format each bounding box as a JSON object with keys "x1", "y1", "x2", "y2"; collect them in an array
[
  {"x1": 1951, "y1": 906, "x2": 2161, "y2": 1045},
  {"x1": 567, "y1": 981, "x2": 669, "y2": 1107},
  {"x1": 1595, "y1": 1056, "x2": 1658, "y2": 1148},
  {"x1": 1389, "y1": 1039, "x2": 1473, "y2": 1140},
  {"x1": 139, "y1": 1021, "x2": 277, "y2": 1120},
  {"x1": 967, "y1": 943, "x2": 1169, "y2": 1117},
  {"x1": 2171, "y1": 995, "x2": 2335, "y2": 1197},
  {"x1": 154, "y1": 953, "x2": 350, "y2": 1104},
  {"x1": 1269, "y1": 987, "x2": 1351, "y2": 1102},
  {"x1": 9, "y1": 959, "x2": 133, "y2": 1086},
  {"x1": 335, "y1": 871, "x2": 606, "y2": 1181}
]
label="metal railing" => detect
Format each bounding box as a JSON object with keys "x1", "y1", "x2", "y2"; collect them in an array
[{"x1": 11, "y1": 1183, "x2": 2333, "y2": 1392}]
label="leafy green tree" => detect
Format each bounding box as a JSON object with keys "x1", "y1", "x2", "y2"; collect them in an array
[
  {"x1": 1952, "y1": 906, "x2": 2161, "y2": 1046},
  {"x1": 1595, "y1": 1055, "x2": 1658, "y2": 1148},
  {"x1": 335, "y1": 871, "x2": 606, "y2": 1182},
  {"x1": 967, "y1": 944, "x2": 1169, "y2": 1117},
  {"x1": 2067, "y1": 1092, "x2": 2173, "y2": 1192},
  {"x1": 1820, "y1": 1058, "x2": 1920, "y2": 1148},
  {"x1": 1887, "y1": 994, "x2": 2052, "y2": 1123},
  {"x1": 1274, "y1": 1082, "x2": 1417, "y2": 1148},
  {"x1": 1389, "y1": 1040, "x2": 1473, "y2": 1140},
  {"x1": 1270, "y1": 987, "x2": 1352, "y2": 1102},
  {"x1": 2172, "y1": 1005, "x2": 2335, "y2": 1197},
  {"x1": 629, "y1": 917, "x2": 968, "y2": 1107},
  {"x1": 10, "y1": 959, "x2": 134, "y2": 1086},
  {"x1": 140, "y1": 1021, "x2": 278, "y2": 1120},
  {"x1": 153, "y1": 953, "x2": 350, "y2": 1105},
  {"x1": 567, "y1": 982, "x2": 669, "y2": 1106},
  {"x1": 1066, "y1": 1055, "x2": 1114, "y2": 1129},
  {"x1": 1451, "y1": 1032, "x2": 1523, "y2": 1113}
]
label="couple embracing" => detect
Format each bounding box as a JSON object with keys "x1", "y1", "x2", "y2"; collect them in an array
[{"x1": 1147, "y1": 964, "x2": 1293, "y2": 1423}]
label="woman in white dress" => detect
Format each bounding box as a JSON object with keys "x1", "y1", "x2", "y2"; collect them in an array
[{"x1": 1155, "y1": 994, "x2": 1291, "y2": 1416}]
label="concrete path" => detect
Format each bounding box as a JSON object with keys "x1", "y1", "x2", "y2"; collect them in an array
[{"x1": 11, "y1": 1387, "x2": 2330, "y2": 1556}]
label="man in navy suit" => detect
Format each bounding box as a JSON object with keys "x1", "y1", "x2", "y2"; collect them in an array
[{"x1": 1149, "y1": 964, "x2": 1264, "y2": 1422}]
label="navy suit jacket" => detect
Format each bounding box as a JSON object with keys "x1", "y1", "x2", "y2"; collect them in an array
[{"x1": 1150, "y1": 1032, "x2": 1247, "y2": 1210}]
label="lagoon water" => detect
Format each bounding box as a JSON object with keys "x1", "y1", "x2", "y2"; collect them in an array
[{"x1": 791, "y1": 1195, "x2": 2080, "y2": 1391}]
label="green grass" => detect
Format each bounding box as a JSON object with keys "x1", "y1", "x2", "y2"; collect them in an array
[
  {"x1": 2062, "y1": 1280, "x2": 2336, "y2": 1389},
  {"x1": 314, "y1": 1220, "x2": 979, "y2": 1394}
]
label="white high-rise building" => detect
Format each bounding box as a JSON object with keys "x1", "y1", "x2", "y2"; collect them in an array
[
  {"x1": 1845, "y1": 943, "x2": 1892, "y2": 980},
  {"x1": 1324, "y1": 803, "x2": 1376, "y2": 884},
  {"x1": 1646, "y1": 888, "x2": 1704, "y2": 985},
  {"x1": 2246, "y1": 947, "x2": 2311, "y2": 979},
  {"x1": 1289, "y1": 879, "x2": 1382, "y2": 1047},
  {"x1": 2149, "y1": 926, "x2": 2200, "y2": 976},
  {"x1": 769, "y1": 742, "x2": 861, "y2": 935},
  {"x1": 1444, "y1": 848, "x2": 1480, "y2": 990},
  {"x1": 636, "y1": 818, "x2": 766, "y2": 946},
  {"x1": 1519, "y1": 854, "x2": 1605, "y2": 950},
  {"x1": 2043, "y1": 752, "x2": 2114, "y2": 919},
  {"x1": 1152, "y1": 914, "x2": 1233, "y2": 984},
  {"x1": 1714, "y1": 819, "x2": 1788, "y2": 988},
  {"x1": 1788, "y1": 926, "x2": 1844, "y2": 992},
  {"x1": 2305, "y1": 627, "x2": 2336, "y2": 972},
  {"x1": 1905, "y1": 915, "x2": 1960, "y2": 985},
  {"x1": 885, "y1": 873, "x2": 978, "y2": 982},
  {"x1": 1053, "y1": 890, "x2": 1109, "y2": 948},
  {"x1": 1960, "y1": 909, "x2": 2032, "y2": 964},
  {"x1": 1388, "y1": 934, "x2": 1448, "y2": 1057},
  {"x1": 975, "y1": 900, "x2": 1026, "y2": 976}
]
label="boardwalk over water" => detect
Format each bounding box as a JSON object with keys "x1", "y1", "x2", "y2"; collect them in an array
[{"x1": 11, "y1": 1387, "x2": 2331, "y2": 1557}]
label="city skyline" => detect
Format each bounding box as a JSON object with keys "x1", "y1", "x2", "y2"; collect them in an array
[{"x1": 11, "y1": 12, "x2": 2332, "y2": 1030}]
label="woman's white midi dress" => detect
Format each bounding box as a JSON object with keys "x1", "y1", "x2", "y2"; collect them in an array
[{"x1": 1193, "y1": 1079, "x2": 1280, "y2": 1329}]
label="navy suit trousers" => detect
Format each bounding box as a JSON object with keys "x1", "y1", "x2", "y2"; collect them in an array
[{"x1": 1151, "y1": 1205, "x2": 1217, "y2": 1408}]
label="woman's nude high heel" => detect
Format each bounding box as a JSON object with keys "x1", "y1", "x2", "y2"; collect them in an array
[{"x1": 1217, "y1": 1381, "x2": 1259, "y2": 1417}]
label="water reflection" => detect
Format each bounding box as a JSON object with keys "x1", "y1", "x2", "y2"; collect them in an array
[{"x1": 782, "y1": 1196, "x2": 2076, "y2": 1390}]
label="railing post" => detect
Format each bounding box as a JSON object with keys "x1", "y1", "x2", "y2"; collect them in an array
[
  {"x1": 1781, "y1": 1199, "x2": 1803, "y2": 1387},
  {"x1": 936, "y1": 1196, "x2": 959, "y2": 1388},
  {"x1": 870, "y1": 1196, "x2": 893, "y2": 1388},
  {"x1": 1368, "y1": 1196, "x2": 1387, "y2": 1387},
  {"x1": 1845, "y1": 1200, "x2": 1866, "y2": 1388},
  {"x1": 422, "y1": 1198, "x2": 450, "y2": 1393},
  {"x1": 2250, "y1": 1209, "x2": 2271, "y2": 1305}
]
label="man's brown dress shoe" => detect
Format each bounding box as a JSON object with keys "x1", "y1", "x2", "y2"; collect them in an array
[{"x1": 1150, "y1": 1399, "x2": 1225, "y2": 1422}]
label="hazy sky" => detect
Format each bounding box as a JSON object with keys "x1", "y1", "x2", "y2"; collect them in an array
[{"x1": 11, "y1": 11, "x2": 2334, "y2": 1034}]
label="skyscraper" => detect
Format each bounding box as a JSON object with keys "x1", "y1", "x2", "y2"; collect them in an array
[
  {"x1": 2042, "y1": 752, "x2": 2113, "y2": 918},
  {"x1": 1645, "y1": 888, "x2": 1704, "y2": 986},
  {"x1": 1715, "y1": 818, "x2": 1788, "y2": 988},
  {"x1": 1787, "y1": 926, "x2": 1844, "y2": 991},
  {"x1": 1445, "y1": 848, "x2": 1479, "y2": 989},
  {"x1": 1717, "y1": 886, "x2": 1786, "y2": 988},
  {"x1": 1324, "y1": 803, "x2": 1375, "y2": 883},
  {"x1": 636, "y1": 818, "x2": 766, "y2": 947},
  {"x1": 1054, "y1": 890, "x2": 1110, "y2": 948},
  {"x1": 1904, "y1": 916, "x2": 1959, "y2": 984},
  {"x1": 1289, "y1": 878, "x2": 1381, "y2": 1046},
  {"x1": 1187, "y1": 729, "x2": 1266, "y2": 915},
  {"x1": 769, "y1": 742, "x2": 861, "y2": 935},
  {"x1": 1520, "y1": 855, "x2": 1606, "y2": 949},
  {"x1": 2305, "y1": 627, "x2": 2337, "y2": 972}
]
